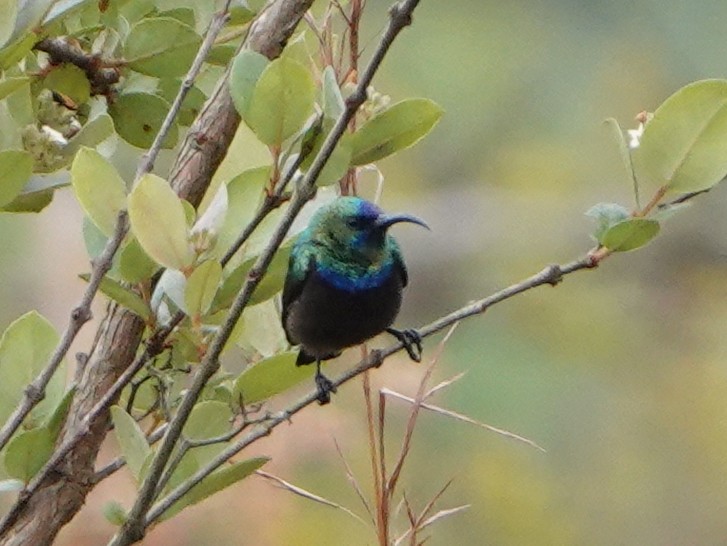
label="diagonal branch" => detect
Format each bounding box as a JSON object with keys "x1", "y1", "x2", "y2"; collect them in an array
[
  {"x1": 108, "y1": 2, "x2": 422, "y2": 544},
  {"x1": 142, "y1": 249, "x2": 603, "y2": 525},
  {"x1": 0, "y1": 5, "x2": 237, "y2": 545}
]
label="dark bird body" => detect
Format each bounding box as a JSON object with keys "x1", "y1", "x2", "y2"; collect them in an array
[{"x1": 282, "y1": 197, "x2": 427, "y2": 403}]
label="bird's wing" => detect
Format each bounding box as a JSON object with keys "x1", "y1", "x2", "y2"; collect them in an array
[{"x1": 281, "y1": 245, "x2": 316, "y2": 326}]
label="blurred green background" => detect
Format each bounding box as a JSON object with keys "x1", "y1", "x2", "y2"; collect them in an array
[{"x1": 4, "y1": 0, "x2": 727, "y2": 544}]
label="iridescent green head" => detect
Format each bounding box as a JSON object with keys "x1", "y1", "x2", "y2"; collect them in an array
[{"x1": 307, "y1": 196, "x2": 428, "y2": 256}]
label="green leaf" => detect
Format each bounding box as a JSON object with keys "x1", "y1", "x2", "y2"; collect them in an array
[
  {"x1": 44, "y1": 387, "x2": 75, "y2": 438},
  {"x1": 42, "y1": 64, "x2": 91, "y2": 105},
  {"x1": 604, "y1": 117, "x2": 639, "y2": 204},
  {"x1": 229, "y1": 1, "x2": 255, "y2": 25},
  {"x1": 600, "y1": 218, "x2": 660, "y2": 252},
  {"x1": 0, "y1": 33, "x2": 37, "y2": 71},
  {"x1": 0, "y1": 188, "x2": 54, "y2": 213},
  {"x1": 111, "y1": 406, "x2": 151, "y2": 482},
  {"x1": 0, "y1": 312, "x2": 65, "y2": 429},
  {"x1": 63, "y1": 113, "x2": 115, "y2": 158},
  {"x1": 103, "y1": 501, "x2": 128, "y2": 526},
  {"x1": 215, "y1": 166, "x2": 267, "y2": 256},
  {"x1": 128, "y1": 173, "x2": 194, "y2": 270},
  {"x1": 232, "y1": 352, "x2": 315, "y2": 405},
  {"x1": 633, "y1": 79, "x2": 727, "y2": 194},
  {"x1": 162, "y1": 457, "x2": 268, "y2": 520},
  {"x1": 0, "y1": 77, "x2": 30, "y2": 101},
  {"x1": 157, "y1": 79, "x2": 205, "y2": 126},
  {"x1": 229, "y1": 49, "x2": 269, "y2": 118},
  {"x1": 71, "y1": 147, "x2": 127, "y2": 236},
  {"x1": 184, "y1": 260, "x2": 222, "y2": 318},
  {"x1": 321, "y1": 65, "x2": 344, "y2": 120},
  {"x1": 300, "y1": 124, "x2": 352, "y2": 187},
  {"x1": 350, "y1": 98, "x2": 443, "y2": 166},
  {"x1": 585, "y1": 203, "x2": 630, "y2": 242},
  {"x1": 214, "y1": 243, "x2": 291, "y2": 311},
  {"x1": 236, "y1": 300, "x2": 287, "y2": 358},
  {"x1": 246, "y1": 57, "x2": 316, "y2": 146},
  {"x1": 82, "y1": 215, "x2": 108, "y2": 260},
  {"x1": 109, "y1": 92, "x2": 178, "y2": 149},
  {"x1": 3, "y1": 427, "x2": 54, "y2": 483},
  {"x1": 118, "y1": 237, "x2": 160, "y2": 284},
  {"x1": 0, "y1": 0, "x2": 17, "y2": 48},
  {"x1": 125, "y1": 17, "x2": 201, "y2": 77},
  {"x1": 183, "y1": 401, "x2": 232, "y2": 443},
  {"x1": 0, "y1": 150, "x2": 33, "y2": 207},
  {"x1": 79, "y1": 274, "x2": 151, "y2": 320}
]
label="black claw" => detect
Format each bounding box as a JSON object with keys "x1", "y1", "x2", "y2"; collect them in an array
[
  {"x1": 314, "y1": 361, "x2": 336, "y2": 405},
  {"x1": 386, "y1": 327, "x2": 423, "y2": 362}
]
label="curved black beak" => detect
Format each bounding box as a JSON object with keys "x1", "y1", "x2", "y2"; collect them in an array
[{"x1": 375, "y1": 213, "x2": 430, "y2": 231}]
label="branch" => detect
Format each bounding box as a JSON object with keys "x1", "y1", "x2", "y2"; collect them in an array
[
  {"x1": 143, "y1": 250, "x2": 600, "y2": 524},
  {"x1": 109, "y1": 1, "x2": 422, "y2": 544},
  {"x1": 0, "y1": 6, "x2": 235, "y2": 544},
  {"x1": 0, "y1": 211, "x2": 127, "y2": 453}
]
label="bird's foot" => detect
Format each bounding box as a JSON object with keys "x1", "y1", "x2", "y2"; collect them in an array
[
  {"x1": 386, "y1": 327, "x2": 423, "y2": 362},
  {"x1": 314, "y1": 368, "x2": 337, "y2": 405}
]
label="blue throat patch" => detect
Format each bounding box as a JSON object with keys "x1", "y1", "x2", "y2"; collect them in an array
[{"x1": 317, "y1": 260, "x2": 393, "y2": 292}]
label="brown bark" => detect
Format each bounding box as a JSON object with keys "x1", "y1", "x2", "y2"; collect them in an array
[{"x1": 0, "y1": 1, "x2": 313, "y2": 544}]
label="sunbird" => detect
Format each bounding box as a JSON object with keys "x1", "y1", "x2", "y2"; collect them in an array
[{"x1": 282, "y1": 196, "x2": 428, "y2": 404}]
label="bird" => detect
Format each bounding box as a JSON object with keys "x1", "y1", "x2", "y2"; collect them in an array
[{"x1": 282, "y1": 196, "x2": 428, "y2": 404}]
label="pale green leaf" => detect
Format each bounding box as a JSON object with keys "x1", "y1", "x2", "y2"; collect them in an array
[
  {"x1": 601, "y1": 218, "x2": 660, "y2": 252},
  {"x1": 71, "y1": 147, "x2": 127, "y2": 236},
  {"x1": 125, "y1": 17, "x2": 201, "y2": 77},
  {"x1": 0, "y1": 0, "x2": 17, "y2": 48},
  {"x1": 246, "y1": 57, "x2": 316, "y2": 146},
  {"x1": 0, "y1": 150, "x2": 33, "y2": 207},
  {"x1": 229, "y1": 49, "x2": 269, "y2": 118},
  {"x1": 321, "y1": 65, "x2": 344, "y2": 120},
  {"x1": 118, "y1": 237, "x2": 160, "y2": 283},
  {"x1": 3, "y1": 427, "x2": 54, "y2": 483},
  {"x1": 42, "y1": 64, "x2": 91, "y2": 104},
  {"x1": 0, "y1": 77, "x2": 30, "y2": 101},
  {"x1": 103, "y1": 501, "x2": 128, "y2": 526},
  {"x1": 128, "y1": 173, "x2": 194, "y2": 270},
  {"x1": 79, "y1": 273, "x2": 151, "y2": 320},
  {"x1": 184, "y1": 260, "x2": 222, "y2": 318},
  {"x1": 161, "y1": 457, "x2": 268, "y2": 520},
  {"x1": 585, "y1": 203, "x2": 630, "y2": 242},
  {"x1": 350, "y1": 98, "x2": 443, "y2": 166},
  {"x1": 109, "y1": 92, "x2": 178, "y2": 149},
  {"x1": 232, "y1": 352, "x2": 316, "y2": 405},
  {"x1": 111, "y1": 406, "x2": 151, "y2": 482},
  {"x1": 0, "y1": 312, "x2": 65, "y2": 428},
  {"x1": 633, "y1": 79, "x2": 727, "y2": 194}
]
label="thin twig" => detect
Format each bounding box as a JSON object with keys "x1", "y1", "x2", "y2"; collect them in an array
[
  {"x1": 109, "y1": 2, "x2": 423, "y2": 543},
  {"x1": 0, "y1": 211, "x2": 127, "y2": 453},
  {"x1": 0, "y1": 5, "x2": 232, "y2": 536},
  {"x1": 142, "y1": 250, "x2": 604, "y2": 527}
]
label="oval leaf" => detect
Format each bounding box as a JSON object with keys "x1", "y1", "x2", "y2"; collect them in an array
[
  {"x1": 42, "y1": 63, "x2": 91, "y2": 105},
  {"x1": 161, "y1": 457, "x2": 268, "y2": 520},
  {"x1": 0, "y1": 150, "x2": 32, "y2": 207},
  {"x1": 0, "y1": 312, "x2": 65, "y2": 428},
  {"x1": 109, "y1": 92, "x2": 178, "y2": 149},
  {"x1": 246, "y1": 57, "x2": 316, "y2": 146},
  {"x1": 350, "y1": 98, "x2": 443, "y2": 166},
  {"x1": 185, "y1": 260, "x2": 222, "y2": 318},
  {"x1": 128, "y1": 173, "x2": 194, "y2": 270},
  {"x1": 71, "y1": 147, "x2": 127, "y2": 236},
  {"x1": 600, "y1": 218, "x2": 660, "y2": 252},
  {"x1": 3, "y1": 427, "x2": 54, "y2": 483},
  {"x1": 633, "y1": 79, "x2": 727, "y2": 194},
  {"x1": 79, "y1": 274, "x2": 151, "y2": 320},
  {"x1": 229, "y1": 49, "x2": 269, "y2": 118},
  {"x1": 232, "y1": 351, "x2": 316, "y2": 405},
  {"x1": 111, "y1": 406, "x2": 151, "y2": 482},
  {"x1": 125, "y1": 17, "x2": 201, "y2": 77}
]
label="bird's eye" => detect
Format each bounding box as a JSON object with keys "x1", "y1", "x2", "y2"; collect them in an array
[{"x1": 346, "y1": 217, "x2": 367, "y2": 229}]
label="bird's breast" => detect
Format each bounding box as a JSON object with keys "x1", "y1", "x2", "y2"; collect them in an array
[{"x1": 284, "y1": 265, "x2": 404, "y2": 359}]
